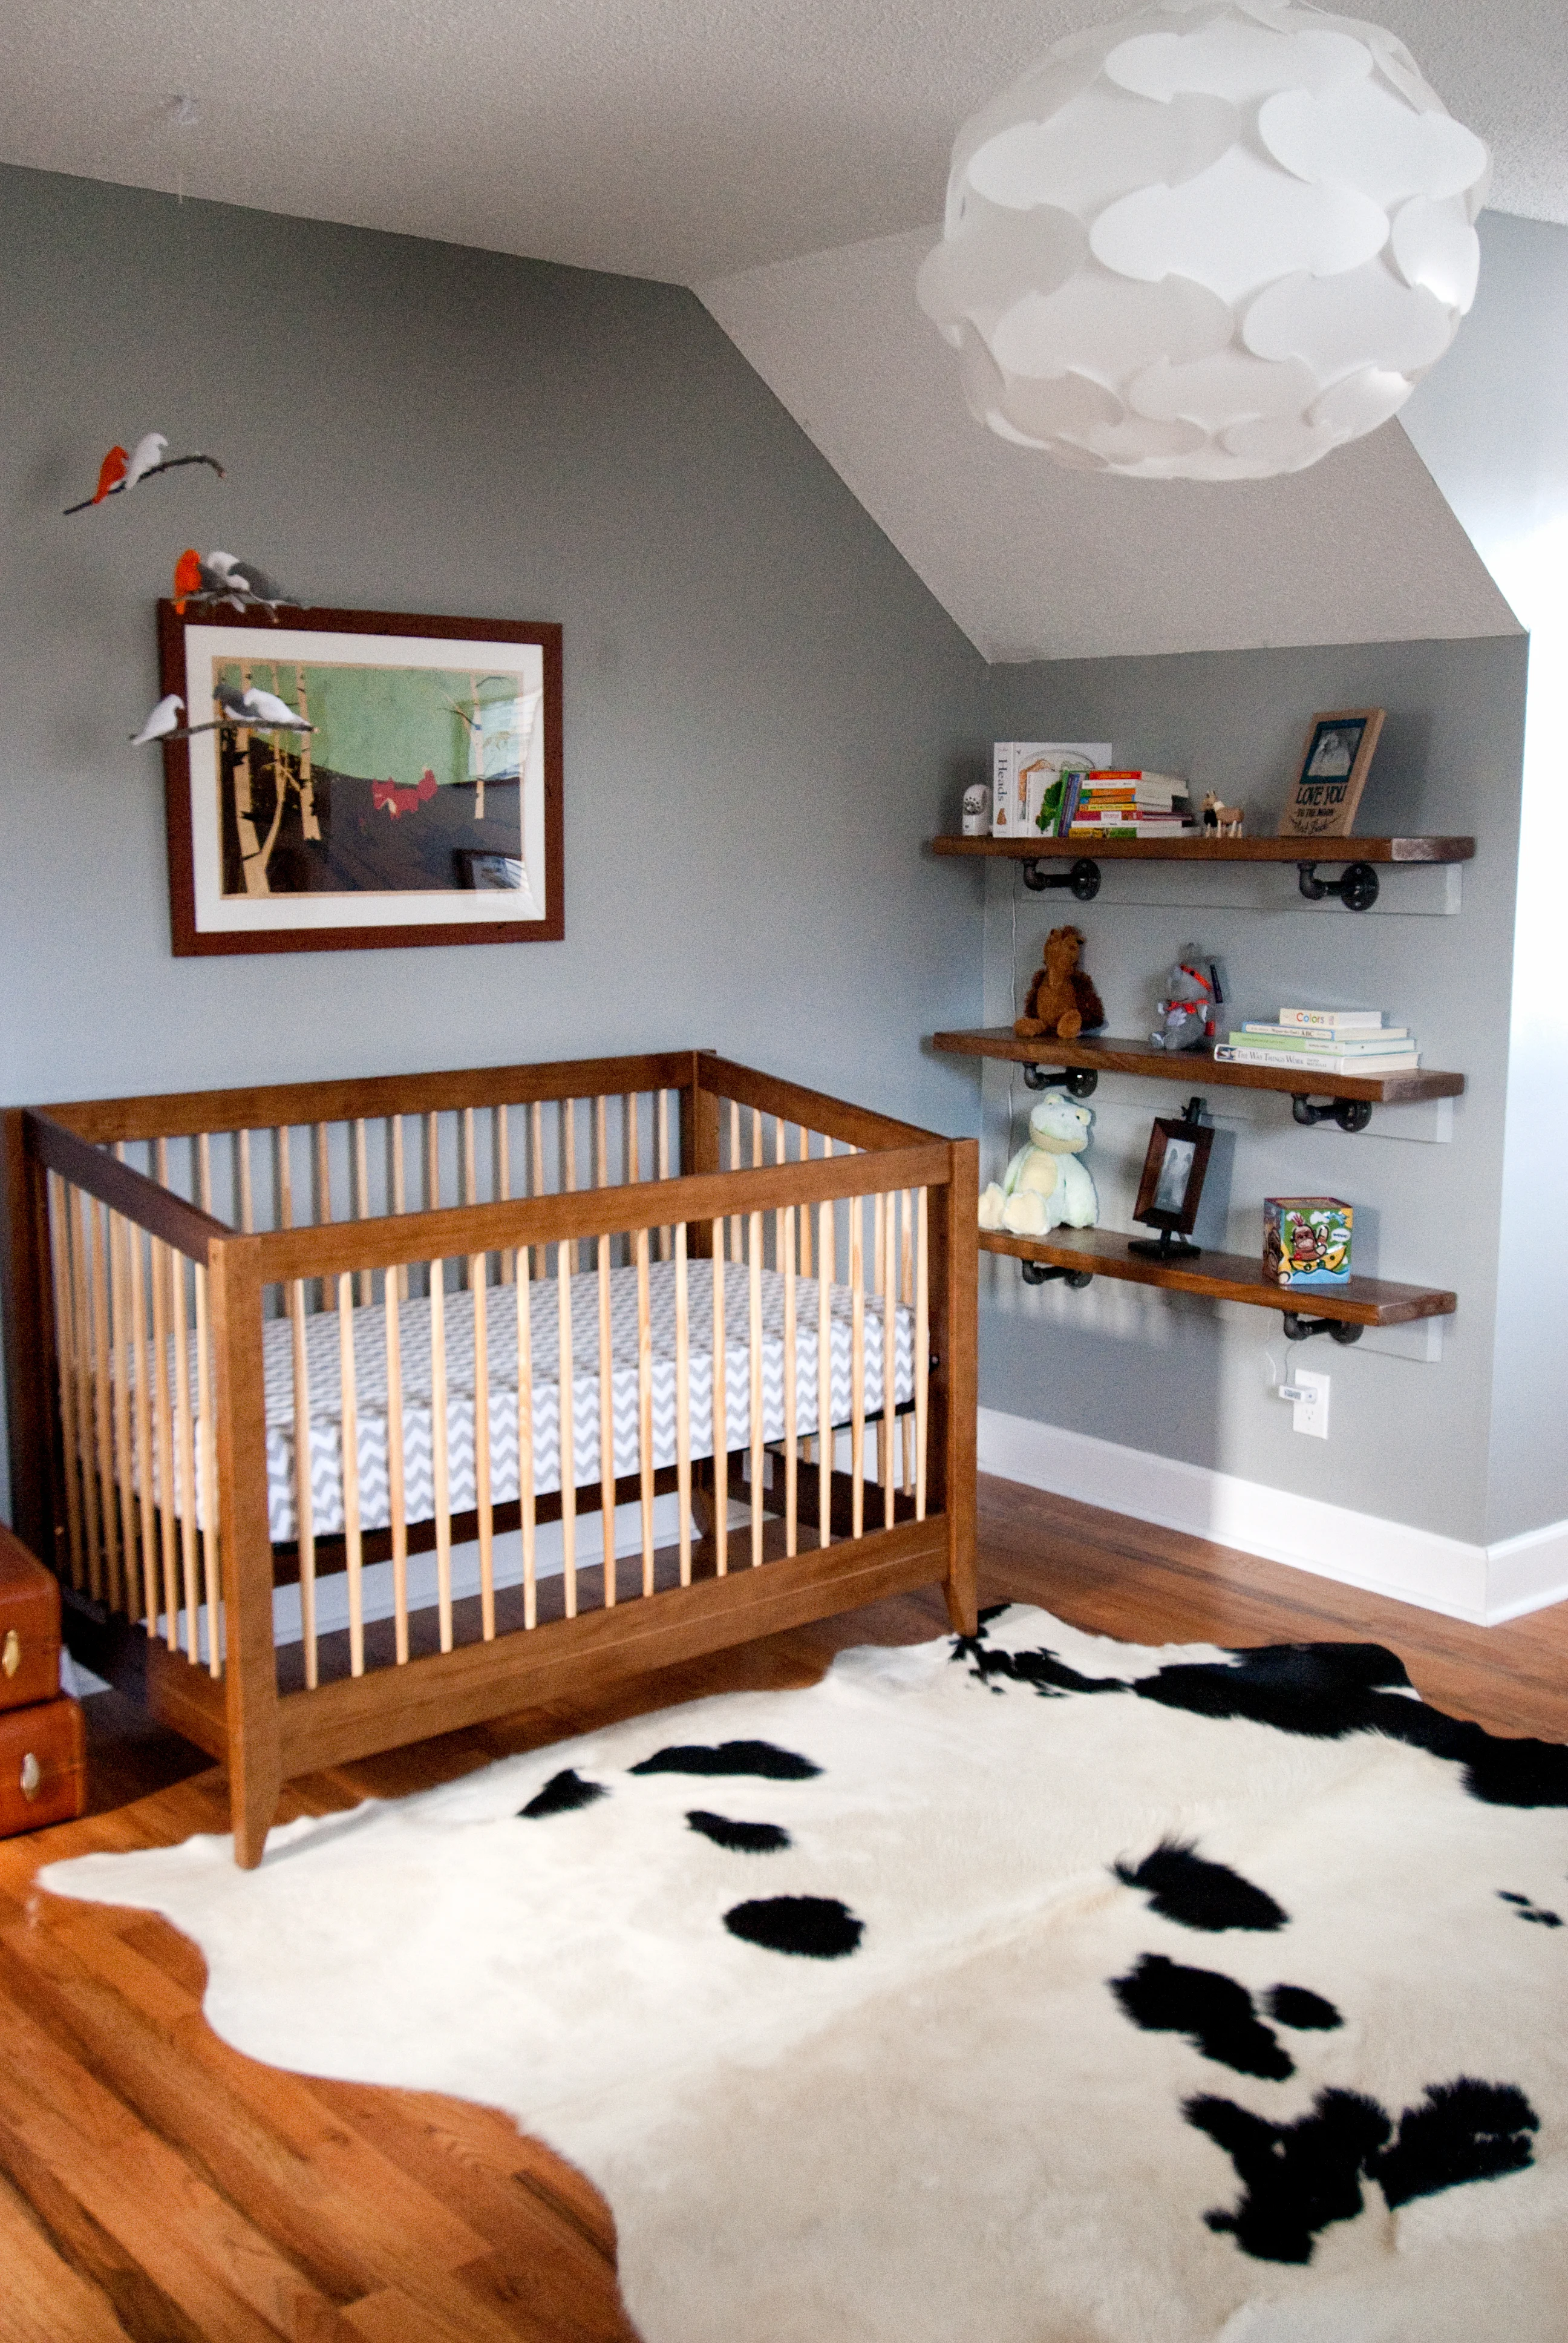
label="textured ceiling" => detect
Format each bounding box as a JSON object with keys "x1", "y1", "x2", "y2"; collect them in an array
[
  {"x1": 701, "y1": 226, "x2": 1518, "y2": 661},
  {"x1": 0, "y1": 0, "x2": 1564, "y2": 283}
]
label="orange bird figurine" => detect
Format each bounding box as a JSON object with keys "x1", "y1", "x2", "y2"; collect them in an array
[
  {"x1": 172, "y1": 548, "x2": 204, "y2": 614},
  {"x1": 91, "y1": 446, "x2": 129, "y2": 504}
]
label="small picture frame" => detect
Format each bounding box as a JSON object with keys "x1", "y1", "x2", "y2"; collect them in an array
[
  {"x1": 1278, "y1": 708, "x2": 1385, "y2": 841},
  {"x1": 1129, "y1": 1103, "x2": 1214, "y2": 1260}
]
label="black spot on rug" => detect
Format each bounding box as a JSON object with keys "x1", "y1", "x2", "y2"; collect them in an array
[
  {"x1": 724, "y1": 1895, "x2": 863, "y2": 1958},
  {"x1": 518, "y1": 1769, "x2": 607, "y2": 1819},
  {"x1": 958, "y1": 1610, "x2": 1568, "y2": 1809},
  {"x1": 687, "y1": 1811, "x2": 791, "y2": 1854},
  {"x1": 1189, "y1": 2076, "x2": 1541, "y2": 2261},
  {"x1": 1264, "y1": 1983, "x2": 1342, "y2": 2031},
  {"x1": 632, "y1": 1740, "x2": 822, "y2": 1781},
  {"x1": 1112, "y1": 1953, "x2": 1294, "y2": 2079},
  {"x1": 1114, "y1": 1838, "x2": 1288, "y2": 1932}
]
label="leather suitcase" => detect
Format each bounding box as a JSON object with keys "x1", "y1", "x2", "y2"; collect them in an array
[
  {"x1": 0, "y1": 1694, "x2": 87, "y2": 1833},
  {"x1": 0, "y1": 1522, "x2": 62, "y2": 1714}
]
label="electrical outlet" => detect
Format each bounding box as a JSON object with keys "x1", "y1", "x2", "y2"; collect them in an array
[{"x1": 1278, "y1": 1369, "x2": 1330, "y2": 1438}]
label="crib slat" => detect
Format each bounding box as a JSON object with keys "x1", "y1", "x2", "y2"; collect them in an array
[
  {"x1": 783, "y1": 1185, "x2": 798, "y2": 1558},
  {"x1": 595, "y1": 1095, "x2": 609, "y2": 1188},
  {"x1": 727, "y1": 1100, "x2": 742, "y2": 1264},
  {"x1": 882, "y1": 1190, "x2": 898, "y2": 1531},
  {"x1": 710, "y1": 1227, "x2": 727, "y2": 1579},
  {"x1": 596, "y1": 1233, "x2": 615, "y2": 1608},
  {"x1": 338, "y1": 1271, "x2": 365, "y2": 1677},
  {"x1": 657, "y1": 1092, "x2": 671, "y2": 1262},
  {"x1": 516, "y1": 1252, "x2": 537, "y2": 1628},
  {"x1": 497, "y1": 1107, "x2": 514, "y2": 1284},
  {"x1": 799, "y1": 1129, "x2": 814, "y2": 1279},
  {"x1": 90, "y1": 1201, "x2": 121, "y2": 1612},
  {"x1": 748, "y1": 1209, "x2": 764, "y2": 1569},
  {"x1": 68, "y1": 1185, "x2": 101, "y2": 1599},
  {"x1": 874, "y1": 1191, "x2": 887, "y2": 1498},
  {"x1": 462, "y1": 1104, "x2": 477, "y2": 1206},
  {"x1": 850, "y1": 1190, "x2": 866, "y2": 1541},
  {"x1": 557, "y1": 1238, "x2": 577, "y2": 1618},
  {"x1": 471, "y1": 1253, "x2": 495, "y2": 1640},
  {"x1": 529, "y1": 1101, "x2": 545, "y2": 1282},
  {"x1": 915, "y1": 1187, "x2": 929, "y2": 1522},
  {"x1": 563, "y1": 1097, "x2": 578, "y2": 1273},
  {"x1": 169, "y1": 1247, "x2": 198, "y2": 1659},
  {"x1": 425, "y1": 1112, "x2": 440, "y2": 1214},
  {"x1": 197, "y1": 1132, "x2": 213, "y2": 1218},
  {"x1": 192, "y1": 1259, "x2": 221, "y2": 1677},
  {"x1": 145, "y1": 1236, "x2": 177, "y2": 1645},
  {"x1": 636, "y1": 1226, "x2": 655, "y2": 1598},
  {"x1": 107, "y1": 1204, "x2": 137, "y2": 1617},
  {"x1": 626, "y1": 1093, "x2": 640, "y2": 1186},
  {"x1": 315, "y1": 1121, "x2": 332, "y2": 1227},
  {"x1": 237, "y1": 1129, "x2": 254, "y2": 1234},
  {"x1": 45, "y1": 1177, "x2": 85, "y2": 1591},
  {"x1": 675, "y1": 1220, "x2": 691, "y2": 1586},
  {"x1": 392, "y1": 1116, "x2": 409, "y2": 1302},
  {"x1": 128, "y1": 1219, "x2": 157, "y2": 1630},
  {"x1": 384, "y1": 1263, "x2": 409, "y2": 1665},
  {"x1": 430, "y1": 1256, "x2": 454, "y2": 1651},
  {"x1": 279, "y1": 1129, "x2": 318, "y2": 1689},
  {"x1": 901, "y1": 1190, "x2": 915, "y2": 1495},
  {"x1": 817, "y1": 1168, "x2": 833, "y2": 1552},
  {"x1": 354, "y1": 1119, "x2": 372, "y2": 1305}
]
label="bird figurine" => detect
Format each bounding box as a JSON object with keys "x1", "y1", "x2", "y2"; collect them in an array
[
  {"x1": 130, "y1": 693, "x2": 186, "y2": 744},
  {"x1": 214, "y1": 680, "x2": 313, "y2": 732},
  {"x1": 172, "y1": 547, "x2": 298, "y2": 618},
  {"x1": 64, "y1": 434, "x2": 224, "y2": 514}
]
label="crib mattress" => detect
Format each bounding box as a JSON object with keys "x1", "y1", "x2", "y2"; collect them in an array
[{"x1": 223, "y1": 1260, "x2": 915, "y2": 1542}]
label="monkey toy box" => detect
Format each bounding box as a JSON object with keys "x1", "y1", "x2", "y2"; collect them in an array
[{"x1": 1263, "y1": 1198, "x2": 1353, "y2": 1289}]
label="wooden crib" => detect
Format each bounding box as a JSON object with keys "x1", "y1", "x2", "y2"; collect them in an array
[{"x1": 1, "y1": 1053, "x2": 977, "y2": 1864}]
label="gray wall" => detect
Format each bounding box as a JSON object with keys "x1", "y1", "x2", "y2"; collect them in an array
[
  {"x1": 1402, "y1": 214, "x2": 1568, "y2": 1543},
  {"x1": 0, "y1": 165, "x2": 988, "y2": 1525},
  {"x1": 975, "y1": 635, "x2": 1526, "y2": 1549}
]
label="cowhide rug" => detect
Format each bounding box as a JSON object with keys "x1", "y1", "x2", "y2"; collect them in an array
[{"x1": 42, "y1": 1605, "x2": 1568, "y2": 2342}]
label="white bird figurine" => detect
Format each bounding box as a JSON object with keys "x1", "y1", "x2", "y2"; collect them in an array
[
  {"x1": 123, "y1": 431, "x2": 168, "y2": 490},
  {"x1": 130, "y1": 692, "x2": 185, "y2": 744},
  {"x1": 214, "y1": 680, "x2": 313, "y2": 732},
  {"x1": 172, "y1": 547, "x2": 298, "y2": 617}
]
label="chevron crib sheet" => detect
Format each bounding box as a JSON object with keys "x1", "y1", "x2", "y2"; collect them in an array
[{"x1": 153, "y1": 1262, "x2": 914, "y2": 1542}]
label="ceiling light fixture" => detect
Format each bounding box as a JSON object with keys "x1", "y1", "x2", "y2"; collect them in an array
[{"x1": 917, "y1": 0, "x2": 1490, "y2": 480}]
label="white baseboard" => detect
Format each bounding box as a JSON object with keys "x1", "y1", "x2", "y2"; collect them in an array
[{"x1": 978, "y1": 1407, "x2": 1568, "y2": 1627}]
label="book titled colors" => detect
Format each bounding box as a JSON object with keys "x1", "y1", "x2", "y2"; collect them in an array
[{"x1": 1275, "y1": 1008, "x2": 1387, "y2": 1031}]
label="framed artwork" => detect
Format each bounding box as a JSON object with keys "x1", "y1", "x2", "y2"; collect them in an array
[
  {"x1": 1129, "y1": 1105, "x2": 1214, "y2": 1261},
  {"x1": 1278, "y1": 707, "x2": 1385, "y2": 841},
  {"x1": 155, "y1": 602, "x2": 563, "y2": 954}
]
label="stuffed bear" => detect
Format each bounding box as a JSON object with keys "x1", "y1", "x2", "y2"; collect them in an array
[
  {"x1": 1014, "y1": 926, "x2": 1105, "y2": 1042},
  {"x1": 978, "y1": 1090, "x2": 1099, "y2": 1237}
]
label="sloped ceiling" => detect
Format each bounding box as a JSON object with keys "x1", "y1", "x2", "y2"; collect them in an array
[
  {"x1": 701, "y1": 229, "x2": 1520, "y2": 662},
  {"x1": 0, "y1": 0, "x2": 1563, "y2": 283}
]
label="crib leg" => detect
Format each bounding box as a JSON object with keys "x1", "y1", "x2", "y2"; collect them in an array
[{"x1": 230, "y1": 1742, "x2": 283, "y2": 1870}]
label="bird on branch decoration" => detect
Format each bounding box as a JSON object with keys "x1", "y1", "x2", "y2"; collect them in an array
[{"x1": 65, "y1": 432, "x2": 224, "y2": 513}]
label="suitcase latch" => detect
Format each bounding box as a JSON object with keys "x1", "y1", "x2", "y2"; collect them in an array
[
  {"x1": 19, "y1": 1752, "x2": 41, "y2": 1801},
  {"x1": 1, "y1": 1630, "x2": 18, "y2": 1679}
]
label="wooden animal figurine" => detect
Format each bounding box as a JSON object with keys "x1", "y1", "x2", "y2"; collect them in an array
[
  {"x1": 1014, "y1": 925, "x2": 1105, "y2": 1042},
  {"x1": 1201, "y1": 790, "x2": 1245, "y2": 837}
]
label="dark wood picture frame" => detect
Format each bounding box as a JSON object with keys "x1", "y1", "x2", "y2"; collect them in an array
[
  {"x1": 157, "y1": 601, "x2": 564, "y2": 955},
  {"x1": 1132, "y1": 1110, "x2": 1214, "y2": 1239},
  {"x1": 1278, "y1": 707, "x2": 1385, "y2": 841}
]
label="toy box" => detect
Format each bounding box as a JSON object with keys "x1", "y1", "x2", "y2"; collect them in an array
[{"x1": 1263, "y1": 1197, "x2": 1352, "y2": 1288}]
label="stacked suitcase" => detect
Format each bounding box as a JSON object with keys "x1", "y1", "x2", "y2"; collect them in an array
[{"x1": 0, "y1": 1522, "x2": 87, "y2": 1833}]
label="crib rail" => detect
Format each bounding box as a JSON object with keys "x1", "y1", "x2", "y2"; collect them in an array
[{"x1": 2, "y1": 1054, "x2": 976, "y2": 1868}]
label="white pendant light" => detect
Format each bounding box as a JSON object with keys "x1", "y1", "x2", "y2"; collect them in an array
[{"x1": 917, "y1": 0, "x2": 1490, "y2": 479}]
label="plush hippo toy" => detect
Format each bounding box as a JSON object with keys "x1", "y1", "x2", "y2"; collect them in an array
[{"x1": 978, "y1": 1090, "x2": 1099, "y2": 1237}]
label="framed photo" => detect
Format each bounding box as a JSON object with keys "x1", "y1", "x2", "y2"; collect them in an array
[
  {"x1": 156, "y1": 602, "x2": 563, "y2": 954},
  {"x1": 1278, "y1": 707, "x2": 1385, "y2": 841},
  {"x1": 1129, "y1": 1107, "x2": 1214, "y2": 1259}
]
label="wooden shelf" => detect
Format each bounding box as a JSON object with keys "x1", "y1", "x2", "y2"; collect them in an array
[
  {"x1": 931, "y1": 834, "x2": 1474, "y2": 865},
  {"x1": 980, "y1": 1227, "x2": 1456, "y2": 1329},
  {"x1": 932, "y1": 1029, "x2": 1463, "y2": 1109}
]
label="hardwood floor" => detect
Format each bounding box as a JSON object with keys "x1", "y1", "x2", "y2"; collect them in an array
[{"x1": 2, "y1": 1475, "x2": 1564, "y2": 2342}]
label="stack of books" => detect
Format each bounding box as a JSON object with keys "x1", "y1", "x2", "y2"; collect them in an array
[
  {"x1": 1066, "y1": 770, "x2": 1196, "y2": 839},
  {"x1": 1214, "y1": 1009, "x2": 1419, "y2": 1075}
]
